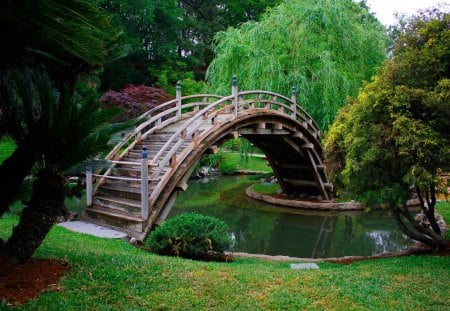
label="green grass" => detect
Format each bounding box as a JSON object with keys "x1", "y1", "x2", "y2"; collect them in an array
[
  {"x1": 251, "y1": 183, "x2": 280, "y2": 195},
  {"x1": 0, "y1": 213, "x2": 449, "y2": 310},
  {"x1": 436, "y1": 201, "x2": 450, "y2": 239},
  {"x1": 221, "y1": 152, "x2": 272, "y2": 173}
]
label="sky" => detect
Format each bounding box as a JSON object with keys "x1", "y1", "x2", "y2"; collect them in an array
[{"x1": 364, "y1": 0, "x2": 449, "y2": 26}]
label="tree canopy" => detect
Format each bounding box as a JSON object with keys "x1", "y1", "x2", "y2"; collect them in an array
[
  {"x1": 99, "y1": 0, "x2": 282, "y2": 90},
  {"x1": 324, "y1": 8, "x2": 450, "y2": 249},
  {"x1": 206, "y1": 0, "x2": 388, "y2": 130}
]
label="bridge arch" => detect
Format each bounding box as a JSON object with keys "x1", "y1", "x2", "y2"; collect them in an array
[{"x1": 83, "y1": 82, "x2": 333, "y2": 239}]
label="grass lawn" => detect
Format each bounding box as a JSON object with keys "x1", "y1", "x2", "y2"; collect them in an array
[
  {"x1": 251, "y1": 183, "x2": 281, "y2": 195},
  {"x1": 0, "y1": 212, "x2": 449, "y2": 310},
  {"x1": 220, "y1": 152, "x2": 272, "y2": 173}
]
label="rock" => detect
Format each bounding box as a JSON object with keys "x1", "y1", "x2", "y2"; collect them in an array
[
  {"x1": 290, "y1": 263, "x2": 319, "y2": 270},
  {"x1": 129, "y1": 237, "x2": 138, "y2": 246},
  {"x1": 414, "y1": 212, "x2": 448, "y2": 235},
  {"x1": 197, "y1": 166, "x2": 210, "y2": 178}
]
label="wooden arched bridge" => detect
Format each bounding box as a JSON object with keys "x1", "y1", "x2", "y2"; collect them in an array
[{"x1": 82, "y1": 78, "x2": 333, "y2": 240}]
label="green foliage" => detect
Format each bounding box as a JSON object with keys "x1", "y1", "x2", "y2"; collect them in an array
[
  {"x1": 325, "y1": 9, "x2": 450, "y2": 204},
  {"x1": 99, "y1": 0, "x2": 282, "y2": 90},
  {"x1": 206, "y1": 0, "x2": 388, "y2": 129},
  {"x1": 200, "y1": 152, "x2": 223, "y2": 168},
  {"x1": 1, "y1": 70, "x2": 122, "y2": 173},
  {"x1": 0, "y1": 138, "x2": 16, "y2": 165},
  {"x1": 324, "y1": 9, "x2": 449, "y2": 247},
  {"x1": 151, "y1": 63, "x2": 207, "y2": 96},
  {"x1": 219, "y1": 160, "x2": 237, "y2": 174},
  {"x1": 0, "y1": 0, "x2": 114, "y2": 79},
  {"x1": 145, "y1": 213, "x2": 232, "y2": 259}
]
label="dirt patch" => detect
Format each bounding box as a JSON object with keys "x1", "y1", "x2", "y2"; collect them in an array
[{"x1": 0, "y1": 255, "x2": 70, "y2": 306}]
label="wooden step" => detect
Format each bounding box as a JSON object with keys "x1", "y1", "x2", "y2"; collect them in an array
[
  {"x1": 98, "y1": 184, "x2": 143, "y2": 201},
  {"x1": 82, "y1": 206, "x2": 145, "y2": 234},
  {"x1": 93, "y1": 195, "x2": 142, "y2": 214}
]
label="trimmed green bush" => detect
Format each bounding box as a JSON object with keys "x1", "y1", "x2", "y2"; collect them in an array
[
  {"x1": 218, "y1": 161, "x2": 236, "y2": 174},
  {"x1": 145, "y1": 213, "x2": 233, "y2": 259}
]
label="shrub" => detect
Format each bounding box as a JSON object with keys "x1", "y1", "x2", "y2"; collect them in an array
[
  {"x1": 218, "y1": 161, "x2": 236, "y2": 174},
  {"x1": 100, "y1": 85, "x2": 173, "y2": 122},
  {"x1": 145, "y1": 213, "x2": 233, "y2": 259}
]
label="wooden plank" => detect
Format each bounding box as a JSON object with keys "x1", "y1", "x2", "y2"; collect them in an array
[
  {"x1": 204, "y1": 145, "x2": 218, "y2": 154},
  {"x1": 239, "y1": 128, "x2": 290, "y2": 135},
  {"x1": 257, "y1": 122, "x2": 266, "y2": 129},
  {"x1": 283, "y1": 137, "x2": 306, "y2": 158},
  {"x1": 278, "y1": 163, "x2": 323, "y2": 170},
  {"x1": 169, "y1": 154, "x2": 177, "y2": 168},
  {"x1": 272, "y1": 123, "x2": 283, "y2": 130},
  {"x1": 176, "y1": 181, "x2": 188, "y2": 191},
  {"x1": 306, "y1": 149, "x2": 329, "y2": 200},
  {"x1": 292, "y1": 132, "x2": 304, "y2": 139},
  {"x1": 227, "y1": 131, "x2": 239, "y2": 139},
  {"x1": 282, "y1": 179, "x2": 317, "y2": 186}
]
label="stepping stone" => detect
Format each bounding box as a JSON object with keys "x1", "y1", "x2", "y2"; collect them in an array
[{"x1": 290, "y1": 263, "x2": 320, "y2": 270}]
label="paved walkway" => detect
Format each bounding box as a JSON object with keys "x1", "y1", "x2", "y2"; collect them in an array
[{"x1": 58, "y1": 221, "x2": 128, "y2": 239}]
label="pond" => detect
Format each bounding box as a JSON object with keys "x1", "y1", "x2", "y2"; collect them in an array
[{"x1": 168, "y1": 175, "x2": 413, "y2": 258}]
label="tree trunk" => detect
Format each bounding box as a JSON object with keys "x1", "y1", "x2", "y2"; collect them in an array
[
  {"x1": 0, "y1": 142, "x2": 36, "y2": 217},
  {"x1": 392, "y1": 204, "x2": 445, "y2": 252},
  {"x1": 3, "y1": 169, "x2": 65, "y2": 263}
]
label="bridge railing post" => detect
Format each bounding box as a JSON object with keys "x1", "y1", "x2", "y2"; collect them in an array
[
  {"x1": 232, "y1": 75, "x2": 238, "y2": 118},
  {"x1": 86, "y1": 165, "x2": 93, "y2": 206},
  {"x1": 176, "y1": 81, "x2": 182, "y2": 119},
  {"x1": 291, "y1": 86, "x2": 297, "y2": 120},
  {"x1": 141, "y1": 146, "x2": 149, "y2": 219}
]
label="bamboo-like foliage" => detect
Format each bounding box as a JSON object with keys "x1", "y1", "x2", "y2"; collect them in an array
[{"x1": 206, "y1": 0, "x2": 388, "y2": 129}]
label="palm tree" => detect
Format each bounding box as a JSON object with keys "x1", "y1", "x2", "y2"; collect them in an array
[
  {"x1": 2, "y1": 71, "x2": 122, "y2": 262},
  {"x1": 0, "y1": 0, "x2": 115, "y2": 217}
]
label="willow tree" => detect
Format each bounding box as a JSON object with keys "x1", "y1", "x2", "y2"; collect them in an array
[{"x1": 206, "y1": 0, "x2": 388, "y2": 129}]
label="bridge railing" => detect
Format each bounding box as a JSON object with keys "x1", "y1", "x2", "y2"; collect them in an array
[
  {"x1": 147, "y1": 81, "x2": 324, "y2": 217},
  {"x1": 88, "y1": 77, "x2": 324, "y2": 220},
  {"x1": 89, "y1": 93, "x2": 224, "y2": 198}
]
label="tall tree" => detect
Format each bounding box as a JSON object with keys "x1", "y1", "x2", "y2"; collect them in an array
[
  {"x1": 324, "y1": 8, "x2": 449, "y2": 250},
  {"x1": 206, "y1": 0, "x2": 388, "y2": 130},
  {"x1": 99, "y1": 0, "x2": 182, "y2": 89},
  {"x1": 177, "y1": 0, "x2": 282, "y2": 76}
]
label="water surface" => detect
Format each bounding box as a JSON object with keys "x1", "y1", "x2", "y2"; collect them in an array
[{"x1": 169, "y1": 175, "x2": 412, "y2": 258}]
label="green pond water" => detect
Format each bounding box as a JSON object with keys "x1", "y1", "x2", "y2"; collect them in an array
[{"x1": 168, "y1": 175, "x2": 413, "y2": 258}]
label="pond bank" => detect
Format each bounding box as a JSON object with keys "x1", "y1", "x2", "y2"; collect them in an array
[{"x1": 245, "y1": 186, "x2": 364, "y2": 210}]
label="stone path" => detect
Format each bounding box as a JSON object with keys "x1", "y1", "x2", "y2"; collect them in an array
[{"x1": 58, "y1": 221, "x2": 128, "y2": 239}]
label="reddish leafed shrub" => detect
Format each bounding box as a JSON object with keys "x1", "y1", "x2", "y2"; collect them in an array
[{"x1": 100, "y1": 85, "x2": 173, "y2": 122}]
